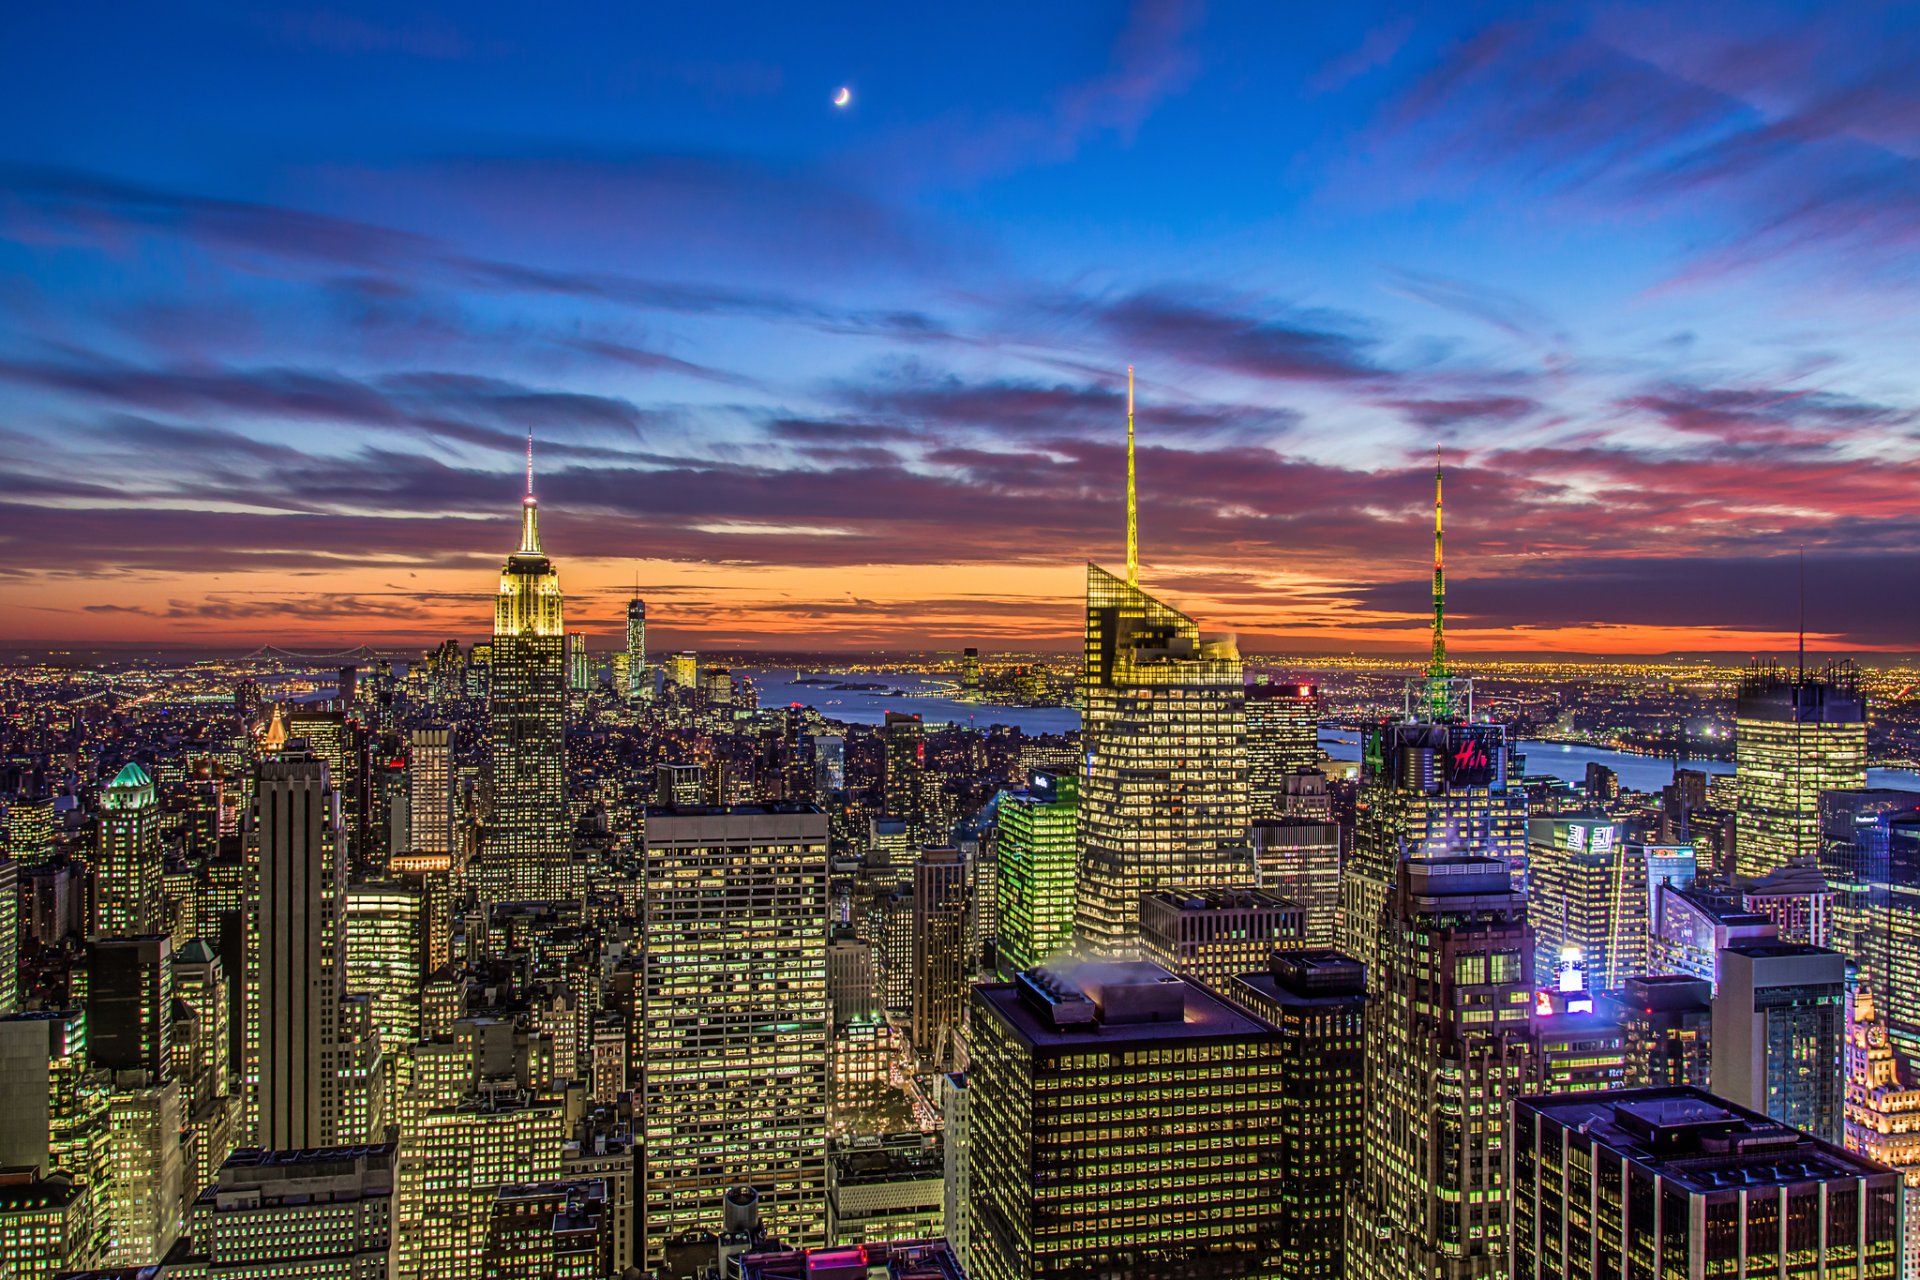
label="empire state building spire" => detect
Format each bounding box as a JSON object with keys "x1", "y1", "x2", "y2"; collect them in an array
[{"x1": 518, "y1": 430, "x2": 543, "y2": 556}]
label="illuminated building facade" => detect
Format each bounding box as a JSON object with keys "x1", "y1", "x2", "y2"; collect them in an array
[
  {"x1": 1822, "y1": 789, "x2": 1920, "y2": 971},
  {"x1": 1734, "y1": 663, "x2": 1867, "y2": 879},
  {"x1": 484, "y1": 1178, "x2": 611, "y2": 1280},
  {"x1": 967, "y1": 961, "x2": 1293, "y2": 1279},
  {"x1": 1845, "y1": 987, "x2": 1920, "y2": 1277},
  {"x1": 1348, "y1": 857, "x2": 1538, "y2": 1280},
  {"x1": 625, "y1": 594, "x2": 648, "y2": 702},
  {"x1": 1648, "y1": 883, "x2": 1778, "y2": 991},
  {"x1": 666, "y1": 652, "x2": 697, "y2": 689},
  {"x1": 0, "y1": 1010, "x2": 111, "y2": 1267},
  {"x1": 1229, "y1": 950, "x2": 1367, "y2": 1279},
  {"x1": 993, "y1": 770, "x2": 1077, "y2": 975},
  {"x1": 1246, "y1": 680, "x2": 1319, "y2": 819},
  {"x1": 883, "y1": 711, "x2": 928, "y2": 843},
  {"x1": 1138, "y1": 887, "x2": 1305, "y2": 1000},
  {"x1": 174, "y1": 1143, "x2": 397, "y2": 1277},
  {"x1": 1510, "y1": 1087, "x2": 1902, "y2": 1280},
  {"x1": 396, "y1": 1090, "x2": 563, "y2": 1280},
  {"x1": 1597, "y1": 974, "x2": 1713, "y2": 1089},
  {"x1": 345, "y1": 881, "x2": 424, "y2": 1068},
  {"x1": 1712, "y1": 941, "x2": 1846, "y2": 1142},
  {"x1": 0, "y1": 1167, "x2": 94, "y2": 1280},
  {"x1": 1075, "y1": 563, "x2": 1249, "y2": 957},
  {"x1": 825, "y1": 1135, "x2": 945, "y2": 1246},
  {"x1": 1525, "y1": 816, "x2": 1647, "y2": 992},
  {"x1": 97, "y1": 761, "x2": 161, "y2": 938},
  {"x1": 480, "y1": 446, "x2": 568, "y2": 904},
  {"x1": 406, "y1": 726, "x2": 456, "y2": 859},
  {"x1": 566, "y1": 631, "x2": 589, "y2": 692},
  {"x1": 1826, "y1": 806, "x2": 1920, "y2": 1062},
  {"x1": 640, "y1": 807, "x2": 830, "y2": 1264},
  {"x1": 911, "y1": 847, "x2": 968, "y2": 1071},
  {"x1": 1249, "y1": 818, "x2": 1341, "y2": 947}
]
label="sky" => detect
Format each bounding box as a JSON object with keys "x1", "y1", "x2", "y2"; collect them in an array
[{"x1": 4, "y1": 1, "x2": 1920, "y2": 657}]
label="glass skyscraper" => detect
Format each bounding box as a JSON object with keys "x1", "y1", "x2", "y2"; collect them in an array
[
  {"x1": 97, "y1": 761, "x2": 160, "y2": 938},
  {"x1": 993, "y1": 771, "x2": 1077, "y2": 975},
  {"x1": 479, "y1": 452, "x2": 568, "y2": 904},
  {"x1": 1734, "y1": 663, "x2": 1867, "y2": 879},
  {"x1": 625, "y1": 594, "x2": 648, "y2": 702},
  {"x1": 1075, "y1": 563, "x2": 1249, "y2": 957}
]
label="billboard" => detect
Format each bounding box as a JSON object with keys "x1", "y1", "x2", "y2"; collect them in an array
[{"x1": 1445, "y1": 725, "x2": 1502, "y2": 788}]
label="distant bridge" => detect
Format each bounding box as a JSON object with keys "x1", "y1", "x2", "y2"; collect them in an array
[{"x1": 240, "y1": 644, "x2": 390, "y2": 664}]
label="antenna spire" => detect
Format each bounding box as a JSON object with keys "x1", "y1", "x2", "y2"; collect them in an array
[
  {"x1": 1126, "y1": 365, "x2": 1138, "y2": 587},
  {"x1": 1429, "y1": 445, "x2": 1447, "y2": 679},
  {"x1": 516, "y1": 430, "x2": 543, "y2": 555},
  {"x1": 1798, "y1": 546, "x2": 1805, "y2": 681},
  {"x1": 525, "y1": 430, "x2": 535, "y2": 503}
]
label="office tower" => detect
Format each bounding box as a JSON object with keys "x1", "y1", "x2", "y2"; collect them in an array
[
  {"x1": 1823, "y1": 801, "x2": 1920, "y2": 1058},
  {"x1": 1348, "y1": 857, "x2": 1539, "y2": 1280},
  {"x1": 0, "y1": 856, "x2": 16, "y2": 1016},
  {"x1": 994, "y1": 771, "x2": 1077, "y2": 976},
  {"x1": 1596, "y1": 974, "x2": 1713, "y2": 1088},
  {"x1": 104, "y1": 1073, "x2": 184, "y2": 1264},
  {"x1": 481, "y1": 441, "x2": 568, "y2": 904},
  {"x1": 0, "y1": 1011, "x2": 111, "y2": 1267},
  {"x1": 0, "y1": 1165, "x2": 97, "y2": 1280},
  {"x1": 346, "y1": 881, "x2": 424, "y2": 1061},
  {"x1": 6, "y1": 795, "x2": 56, "y2": 866},
  {"x1": 1530, "y1": 1006, "x2": 1628, "y2": 1093},
  {"x1": 1735, "y1": 662, "x2": 1868, "y2": 879},
  {"x1": 1822, "y1": 789, "x2": 1919, "y2": 965},
  {"x1": 1738, "y1": 860, "x2": 1835, "y2": 945},
  {"x1": 1246, "y1": 680, "x2": 1319, "y2": 818},
  {"x1": 1844, "y1": 987, "x2": 1920, "y2": 1276},
  {"x1": 911, "y1": 847, "x2": 968, "y2": 1070},
  {"x1": 1636, "y1": 842, "x2": 1696, "y2": 927},
  {"x1": 1648, "y1": 882, "x2": 1778, "y2": 989},
  {"x1": 97, "y1": 761, "x2": 161, "y2": 937},
  {"x1": 1228, "y1": 951, "x2": 1366, "y2": 1279},
  {"x1": 625, "y1": 594, "x2": 649, "y2": 702},
  {"x1": 1249, "y1": 817, "x2": 1341, "y2": 946},
  {"x1": 1525, "y1": 816, "x2": 1647, "y2": 991},
  {"x1": 814, "y1": 735, "x2": 846, "y2": 794},
  {"x1": 641, "y1": 807, "x2": 830, "y2": 1264},
  {"x1": 567, "y1": 631, "x2": 589, "y2": 692},
  {"x1": 877, "y1": 887, "x2": 915, "y2": 1018},
  {"x1": 483, "y1": 1179, "x2": 611, "y2": 1278},
  {"x1": 666, "y1": 652, "x2": 698, "y2": 689},
  {"x1": 828, "y1": 935, "x2": 877, "y2": 1027},
  {"x1": 255, "y1": 754, "x2": 349, "y2": 1151},
  {"x1": 88, "y1": 934, "x2": 172, "y2": 1078},
  {"x1": 966, "y1": 959, "x2": 1292, "y2": 1279},
  {"x1": 174, "y1": 942, "x2": 231, "y2": 1100},
  {"x1": 172, "y1": 1144, "x2": 397, "y2": 1276},
  {"x1": 1138, "y1": 888, "x2": 1305, "y2": 999},
  {"x1": 407, "y1": 726, "x2": 456, "y2": 859},
  {"x1": 700, "y1": 665, "x2": 734, "y2": 707},
  {"x1": 883, "y1": 711, "x2": 927, "y2": 841},
  {"x1": 959, "y1": 645, "x2": 983, "y2": 690},
  {"x1": 1076, "y1": 565, "x2": 1249, "y2": 956},
  {"x1": 655, "y1": 763, "x2": 705, "y2": 807},
  {"x1": 826, "y1": 1134, "x2": 945, "y2": 1245},
  {"x1": 1713, "y1": 940, "x2": 1846, "y2": 1142},
  {"x1": 1510, "y1": 1086, "x2": 1901, "y2": 1280},
  {"x1": 940, "y1": 1071, "x2": 970, "y2": 1272}
]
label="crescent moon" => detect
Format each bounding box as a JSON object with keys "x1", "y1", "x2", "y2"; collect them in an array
[{"x1": 834, "y1": 87, "x2": 851, "y2": 108}]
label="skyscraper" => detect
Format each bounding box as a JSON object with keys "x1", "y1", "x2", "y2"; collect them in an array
[
  {"x1": 625, "y1": 594, "x2": 648, "y2": 703},
  {"x1": 1820, "y1": 788, "x2": 1919, "y2": 969},
  {"x1": 406, "y1": 726, "x2": 455, "y2": 859},
  {"x1": 255, "y1": 754, "x2": 349, "y2": 1151},
  {"x1": 1510, "y1": 1087, "x2": 1902, "y2": 1280},
  {"x1": 97, "y1": 761, "x2": 161, "y2": 938},
  {"x1": 994, "y1": 771, "x2": 1077, "y2": 975},
  {"x1": 566, "y1": 631, "x2": 589, "y2": 692},
  {"x1": 88, "y1": 934, "x2": 172, "y2": 1078},
  {"x1": 1735, "y1": 662, "x2": 1867, "y2": 879},
  {"x1": 1525, "y1": 815, "x2": 1648, "y2": 991},
  {"x1": 640, "y1": 806, "x2": 830, "y2": 1263},
  {"x1": 1249, "y1": 817, "x2": 1341, "y2": 947},
  {"x1": 1712, "y1": 940, "x2": 1847, "y2": 1142},
  {"x1": 1246, "y1": 680, "x2": 1319, "y2": 818},
  {"x1": 882, "y1": 711, "x2": 928, "y2": 842},
  {"x1": 1348, "y1": 857, "x2": 1539, "y2": 1280},
  {"x1": 1339, "y1": 457, "x2": 1526, "y2": 984},
  {"x1": 1138, "y1": 888, "x2": 1306, "y2": 999},
  {"x1": 966, "y1": 959, "x2": 1294, "y2": 1279},
  {"x1": 480, "y1": 438, "x2": 568, "y2": 904},
  {"x1": 0, "y1": 857, "x2": 16, "y2": 1017},
  {"x1": 911, "y1": 847, "x2": 968, "y2": 1071}
]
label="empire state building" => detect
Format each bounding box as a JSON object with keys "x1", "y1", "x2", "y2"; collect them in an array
[{"x1": 479, "y1": 437, "x2": 569, "y2": 902}]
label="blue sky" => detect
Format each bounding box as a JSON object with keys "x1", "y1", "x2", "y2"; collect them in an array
[{"x1": 4, "y1": 1, "x2": 1920, "y2": 653}]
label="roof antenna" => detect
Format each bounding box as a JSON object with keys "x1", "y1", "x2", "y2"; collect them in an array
[
  {"x1": 525, "y1": 429, "x2": 535, "y2": 503},
  {"x1": 1797, "y1": 545, "x2": 1805, "y2": 681},
  {"x1": 1125, "y1": 365, "x2": 1138, "y2": 586}
]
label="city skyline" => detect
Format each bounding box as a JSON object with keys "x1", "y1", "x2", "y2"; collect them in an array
[{"x1": 6, "y1": 4, "x2": 1920, "y2": 655}]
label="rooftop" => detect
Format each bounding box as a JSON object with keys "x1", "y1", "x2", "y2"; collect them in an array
[{"x1": 977, "y1": 961, "x2": 1276, "y2": 1050}]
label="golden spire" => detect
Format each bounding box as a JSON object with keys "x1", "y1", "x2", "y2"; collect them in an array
[
  {"x1": 518, "y1": 430, "x2": 543, "y2": 555},
  {"x1": 1126, "y1": 365, "x2": 1138, "y2": 586}
]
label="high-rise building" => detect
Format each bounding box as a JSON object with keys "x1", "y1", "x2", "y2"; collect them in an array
[
  {"x1": 1525, "y1": 815, "x2": 1647, "y2": 991},
  {"x1": 813, "y1": 735, "x2": 846, "y2": 795},
  {"x1": 480, "y1": 442, "x2": 568, "y2": 904},
  {"x1": 1246, "y1": 680, "x2": 1319, "y2": 818},
  {"x1": 407, "y1": 726, "x2": 456, "y2": 859},
  {"x1": 346, "y1": 881, "x2": 424, "y2": 1066},
  {"x1": 0, "y1": 1010, "x2": 111, "y2": 1267},
  {"x1": 1510, "y1": 1086, "x2": 1903, "y2": 1280},
  {"x1": 825, "y1": 1135, "x2": 945, "y2": 1246},
  {"x1": 1844, "y1": 987, "x2": 1920, "y2": 1277},
  {"x1": 1075, "y1": 564, "x2": 1249, "y2": 956},
  {"x1": 1348, "y1": 857, "x2": 1539, "y2": 1280},
  {"x1": 1228, "y1": 950, "x2": 1366, "y2": 1279},
  {"x1": 666, "y1": 652, "x2": 698, "y2": 689},
  {"x1": 1713, "y1": 940, "x2": 1847, "y2": 1142},
  {"x1": 1735, "y1": 662, "x2": 1867, "y2": 879},
  {"x1": 1821, "y1": 788, "x2": 1920, "y2": 968},
  {"x1": 255, "y1": 754, "x2": 350, "y2": 1151},
  {"x1": 966, "y1": 959, "x2": 1293, "y2": 1280},
  {"x1": 993, "y1": 771, "x2": 1077, "y2": 975},
  {"x1": 484, "y1": 1178, "x2": 612, "y2": 1279},
  {"x1": 1597, "y1": 974, "x2": 1713, "y2": 1089},
  {"x1": 1648, "y1": 882, "x2": 1779, "y2": 990},
  {"x1": 87, "y1": 934, "x2": 172, "y2": 1078},
  {"x1": 104, "y1": 1073, "x2": 184, "y2": 1265},
  {"x1": 625, "y1": 594, "x2": 648, "y2": 702},
  {"x1": 97, "y1": 761, "x2": 161, "y2": 938},
  {"x1": 911, "y1": 847, "x2": 968, "y2": 1071},
  {"x1": 641, "y1": 807, "x2": 830, "y2": 1264},
  {"x1": 700, "y1": 665, "x2": 734, "y2": 708},
  {"x1": 1824, "y1": 804, "x2": 1920, "y2": 1060},
  {"x1": 0, "y1": 857, "x2": 16, "y2": 1017},
  {"x1": 173, "y1": 1144, "x2": 397, "y2": 1276},
  {"x1": 1138, "y1": 887, "x2": 1305, "y2": 999},
  {"x1": 1249, "y1": 818, "x2": 1341, "y2": 947},
  {"x1": 0, "y1": 1166, "x2": 97, "y2": 1280},
  {"x1": 567, "y1": 631, "x2": 589, "y2": 692},
  {"x1": 883, "y1": 711, "x2": 927, "y2": 842}
]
